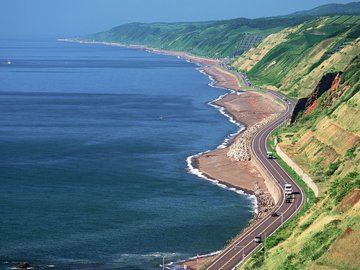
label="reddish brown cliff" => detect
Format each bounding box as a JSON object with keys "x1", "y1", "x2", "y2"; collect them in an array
[{"x1": 290, "y1": 72, "x2": 343, "y2": 123}]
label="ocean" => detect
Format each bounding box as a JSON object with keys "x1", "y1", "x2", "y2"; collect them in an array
[{"x1": 0, "y1": 39, "x2": 254, "y2": 270}]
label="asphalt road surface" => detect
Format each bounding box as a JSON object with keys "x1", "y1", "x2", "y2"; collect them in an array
[{"x1": 205, "y1": 91, "x2": 305, "y2": 270}]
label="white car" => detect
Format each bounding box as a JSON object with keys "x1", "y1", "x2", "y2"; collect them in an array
[{"x1": 284, "y1": 184, "x2": 292, "y2": 195}]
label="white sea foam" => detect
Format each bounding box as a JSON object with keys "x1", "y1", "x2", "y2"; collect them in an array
[
  {"x1": 189, "y1": 250, "x2": 222, "y2": 260},
  {"x1": 186, "y1": 143, "x2": 257, "y2": 210},
  {"x1": 185, "y1": 67, "x2": 258, "y2": 214},
  {"x1": 114, "y1": 252, "x2": 180, "y2": 260},
  {"x1": 166, "y1": 250, "x2": 223, "y2": 270},
  {"x1": 209, "y1": 101, "x2": 245, "y2": 150},
  {"x1": 251, "y1": 196, "x2": 259, "y2": 214},
  {"x1": 111, "y1": 252, "x2": 180, "y2": 270}
]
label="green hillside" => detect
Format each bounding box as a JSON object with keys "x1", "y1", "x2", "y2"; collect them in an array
[
  {"x1": 234, "y1": 15, "x2": 360, "y2": 270},
  {"x1": 240, "y1": 52, "x2": 360, "y2": 270},
  {"x1": 78, "y1": 2, "x2": 360, "y2": 59},
  {"x1": 77, "y1": 2, "x2": 360, "y2": 60},
  {"x1": 233, "y1": 15, "x2": 360, "y2": 99},
  {"x1": 81, "y1": 16, "x2": 312, "y2": 58}
]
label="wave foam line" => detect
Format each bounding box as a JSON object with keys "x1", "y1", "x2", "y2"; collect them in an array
[
  {"x1": 186, "y1": 154, "x2": 257, "y2": 212},
  {"x1": 166, "y1": 250, "x2": 222, "y2": 269},
  {"x1": 185, "y1": 67, "x2": 258, "y2": 213}
]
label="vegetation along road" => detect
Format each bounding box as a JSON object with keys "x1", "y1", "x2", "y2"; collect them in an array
[{"x1": 206, "y1": 91, "x2": 305, "y2": 270}]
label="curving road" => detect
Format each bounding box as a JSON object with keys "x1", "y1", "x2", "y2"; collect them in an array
[{"x1": 205, "y1": 90, "x2": 305, "y2": 270}]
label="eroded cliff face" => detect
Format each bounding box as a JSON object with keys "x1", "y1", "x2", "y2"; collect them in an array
[
  {"x1": 322, "y1": 71, "x2": 351, "y2": 108},
  {"x1": 291, "y1": 72, "x2": 340, "y2": 123},
  {"x1": 290, "y1": 54, "x2": 359, "y2": 124},
  {"x1": 288, "y1": 56, "x2": 359, "y2": 169}
]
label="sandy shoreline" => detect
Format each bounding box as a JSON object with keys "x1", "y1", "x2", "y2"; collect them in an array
[{"x1": 59, "y1": 38, "x2": 285, "y2": 269}]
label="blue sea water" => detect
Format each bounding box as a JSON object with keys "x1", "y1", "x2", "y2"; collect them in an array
[{"x1": 0, "y1": 39, "x2": 254, "y2": 270}]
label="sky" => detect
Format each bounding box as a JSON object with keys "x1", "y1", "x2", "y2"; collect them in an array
[{"x1": 0, "y1": 0, "x2": 356, "y2": 38}]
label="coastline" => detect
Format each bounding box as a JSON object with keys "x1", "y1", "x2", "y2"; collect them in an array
[
  {"x1": 179, "y1": 69, "x2": 285, "y2": 270},
  {"x1": 59, "y1": 38, "x2": 285, "y2": 269}
]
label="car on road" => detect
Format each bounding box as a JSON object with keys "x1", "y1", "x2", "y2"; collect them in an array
[
  {"x1": 254, "y1": 236, "x2": 262, "y2": 243},
  {"x1": 271, "y1": 212, "x2": 278, "y2": 217},
  {"x1": 284, "y1": 183, "x2": 292, "y2": 195},
  {"x1": 285, "y1": 194, "x2": 292, "y2": 203}
]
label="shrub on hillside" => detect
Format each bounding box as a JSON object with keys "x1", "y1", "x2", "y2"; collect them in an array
[
  {"x1": 325, "y1": 160, "x2": 341, "y2": 176},
  {"x1": 345, "y1": 145, "x2": 357, "y2": 160},
  {"x1": 329, "y1": 171, "x2": 360, "y2": 204}
]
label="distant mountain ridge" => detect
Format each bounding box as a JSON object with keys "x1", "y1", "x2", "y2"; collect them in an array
[
  {"x1": 79, "y1": 2, "x2": 360, "y2": 58},
  {"x1": 292, "y1": 1, "x2": 360, "y2": 16},
  {"x1": 82, "y1": 15, "x2": 309, "y2": 58}
]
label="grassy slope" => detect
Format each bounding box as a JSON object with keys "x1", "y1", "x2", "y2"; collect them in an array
[
  {"x1": 279, "y1": 57, "x2": 360, "y2": 192},
  {"x1": 232, "y1": 25, "x2": 302, "y2": 72},
  {"x1": 241, "y1": 191, "x2": 360, "y2": 270},
  {"x1": 237, "y1": 31, "x2": 360, "y2": 270},
  {"x1": 233, "y1": 16, "x2": 360, "y2": 99},
  {"x1": 82, "y1": 16, "x2": 312, "y2": 58},
  {"x1": 80, "y1": 2, "x2": 360, "y2": 60}
]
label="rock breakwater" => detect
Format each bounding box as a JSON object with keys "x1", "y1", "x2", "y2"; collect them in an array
[{"x1": 227, "y1": 113, "x2": 280, "y2": 161}]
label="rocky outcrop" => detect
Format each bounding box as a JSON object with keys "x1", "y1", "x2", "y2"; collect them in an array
[
  {"x1": 322, "y1": 72, "x2": 348, "y2": 108},
  {"x1": 290, "y1": 97, "x2": 307, "y2": 124},
  {"x1": 227, "y1": 113, "x2": 280, "y2": 161},
  {"x1": 290, "y1": 72, "x2": 340, "y2": 123},
  {"x1": 305, "y1": 72, "x2": 340, "y2": 110}
]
